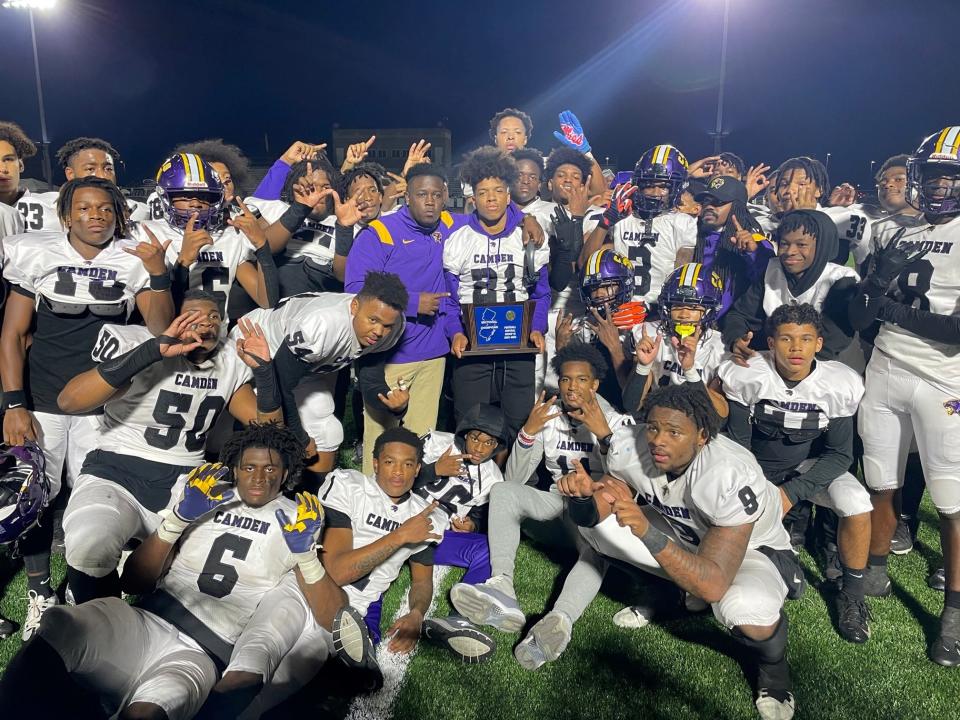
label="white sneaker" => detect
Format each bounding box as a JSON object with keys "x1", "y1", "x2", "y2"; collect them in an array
[
  {"x1": 64, "y1": 584, "x2": 76, "y2": 606},
  {"x1": 613, "y1": 604, "x2": 654, "y2": 629},
  {"x1": 450, "y1": 575, "x2": 525, "y2": 633},
  {"x1": 514, "y1": 611, "x2": 572, "y2": 671},
  {"x1": 23, "y1": 590, "x2": 58, "y2": 641},
  {"x1": 755, "y1": 689, "x2": 796, "y2": 720}
]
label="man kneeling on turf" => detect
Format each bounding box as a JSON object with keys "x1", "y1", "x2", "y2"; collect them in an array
[{"x1": 562, "y1": 383, "x2": 799, "y2": 720}]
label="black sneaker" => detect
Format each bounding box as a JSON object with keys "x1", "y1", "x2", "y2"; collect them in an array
[
  {"x1": 422, "y1": 615, "x2": 496, "y2": 664},
  {"x1": 928, "y1": 567, "x2": 946, "y2": 592},
  {"x1": 0, "y1": 614, "x2": 16, "y2": 639},
  {"x1": 863, "y1": 565, "x2": 892, "y2": 598},
  {"x1": 930, "y1": 634, "x2": 960, "y2": 667},
  {"x1": 835, "y1": 592, "x2": 871, "y2": 644},
  {"x1": 890, "y1": 519, "x2": 914, "y2": 555}
]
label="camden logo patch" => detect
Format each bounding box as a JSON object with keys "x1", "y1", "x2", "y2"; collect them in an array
[{"x1": 944, "y1": 399, "x2": 960, "y2": 416}]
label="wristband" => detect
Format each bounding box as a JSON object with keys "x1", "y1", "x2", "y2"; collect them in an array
[
  {"x1": 517, "y1": 429, "x2": 536, "y2": 448},
  {"x1": 98, "y1": 338, "x2": 163, "y2": 388},
  {"x1": 639, "y1": 524, "x2": 670, "y2": 555},
  {"x1": 295, "y1": 551, "x2": 326, "y2": 584},
  {"x1": 597, "y1": 432, "x2": 613, "y2": 453},
  {"x1": 635, "y1": 363, "x2": 652, "y2": 376},
  {"x1": 334, "y1": 222, "x2": 355, "y2": 257},
  {"x1": 156, "y1": 513, "x2": 190, "y2": 544},
  {"x1": 279, "y1": 201, "x2": 312, "y2": 233},
  {"x1": 683, "y1": 367, "x2": 701, "y2": 383},
  {"x1": 2, "y1": 390, "x2": 27, "y2": 411},
  {"x1": 252, "y1": 362, "x2": 281, "y2": 414},
  {"x1": 149, "y1": 273, "x2": 172, "y2": 292}
]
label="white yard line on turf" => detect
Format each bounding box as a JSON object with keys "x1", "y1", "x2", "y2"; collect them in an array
[{"x1": 345, "y1": 565, "x2": 451, "y2": 720}]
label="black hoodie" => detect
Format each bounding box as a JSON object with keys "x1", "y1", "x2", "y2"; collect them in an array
[{"x1": 720, "y1": 210, "x2": 858, "y2": 358}]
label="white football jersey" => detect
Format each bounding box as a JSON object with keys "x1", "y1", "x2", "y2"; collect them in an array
[
  {"x1": 14, "y1": 189, "x2": 60, "y2": 232},
  {"x1": 631, "y1": 321, "x2": 726, "y2": 387},
  {"x1": 245, "y1": 197, "x2": 337, "y2": 264},
  {"x1": 611, "y1": 212, "x2": 697, "y2": 304},
  {"x1": 761, "y1": 261, "x2": 859, "y2": 317},
  {"x1": 3, "y1": 230, "x2": 150, "y2": 314},
  {"x1": 869, "y1": 214, "x2": 960, "y2": 393},
  {"x1": 418, "y1": 431, "x2": 504, "y2": 524},
  {"x1": 719, "y1": 352, "x2": 864, "y2": 436},
  {"x1": 443, "y1": 224, "x2": 550, "y2": 305},
  {"x1": 92, "y1": 324, "x2": 253, "y2": 466},
  {"x1": 132, "y1": 219, "x2": 255, "y2": 314},
  {"x1": 821, "y1": 203, "x2": 875, "y2": 263},
  {"x1": 239, "y1": 292, "x2": 403, "y2": 373},
  {"x1": 319, "y1": 468, "x2": 445, "y2": 614},
  {"x1": 0, "y1": 201, "x2": 25, "y2": 245},
  {"x1": 155, "y1": 484, "x2": 300, "y2": 647},
  {"x1": 606, "y1": 425, "x2": 790, "y2": 551},
  {"x1": 126, "y1": 198, "x2": 151, "y2": 222}
]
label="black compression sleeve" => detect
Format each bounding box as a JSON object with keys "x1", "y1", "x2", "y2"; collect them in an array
[
  {"x1": 335, "y1": 223, "x2": 355, "y2": 257},
  {"x1": 97, "y1": 338, "x2": 163, "y2": 388},
  {"x1": 272, "y1": 343, "x2": 313, "y2": 442},
  {"x1": 251, "y1": 362, "x2": 281, "y2": 414},
  {"x1": 568, "y1": 496, "x2": 601, "y2": 527},
  {"x1": 879, "y1": 297, "x2": 960, "y2": 345},
  {"x1": 254, "y1": 244, "x2": 280, "y2": 307},
  {"x1": 279, "y1": 201, "x2": 312, "y2": 233}
]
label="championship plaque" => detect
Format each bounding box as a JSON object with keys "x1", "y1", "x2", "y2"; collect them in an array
[{"x1": 461, "y1": 300, "x2": 538, "y2": 355}]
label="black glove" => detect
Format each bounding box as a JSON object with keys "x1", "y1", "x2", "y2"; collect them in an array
[
  {"x1": 551, "y1": 205, "x2": 582, "y2": 255},
  {"x1": 864, "y1": 228, "x2": 930, "y2": 297}
]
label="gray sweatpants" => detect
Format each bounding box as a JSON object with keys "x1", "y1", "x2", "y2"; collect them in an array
[{"x1": 486, "y1": 482, "x2": 606, "y2": 622}]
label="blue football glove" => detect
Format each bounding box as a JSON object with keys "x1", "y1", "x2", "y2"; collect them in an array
[
  {"x1": 276, "y1": 492, "x2": 325, "y2": 555},
  {"x1": 174, "y1": 463, "x2": 234, "y2": 522},
  {"x1": 553, "y1": 110, "x2": 592, "y2": 155}
]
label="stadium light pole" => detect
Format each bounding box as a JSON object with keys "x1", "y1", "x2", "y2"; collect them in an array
[
  {"x1": 710, "y1": 0, "x2": 731, "y2": 154},
  {"x1": 2, "y1": 0, "x2": 56, "y2": 189}
]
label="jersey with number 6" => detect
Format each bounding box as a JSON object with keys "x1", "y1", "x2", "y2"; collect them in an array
[
  {"x1": 418, "y1": 431, "x2": 504, "y2": 522},
  {"x1": 92, "y1": 324, "x2": 253, "y2": 466},
  {"x1": 132, "y1": 219, "x2": 255, "y2": 317},
  {"x1": 611, "y1": 212, "x2": 697, "y2": 304},
  {"x1": 606, "y1": 425, "x2": 790, "y2": 551},
  {"x1": 870, "y1": 214, "x2": 960, "y2": 394},
  {"x1": 145, "y1": 483, "x2": 300, "y2": 655}
]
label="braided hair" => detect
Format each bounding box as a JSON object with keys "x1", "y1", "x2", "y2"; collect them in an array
[
  {"x1": 693, "y1": 200, "x2": 763, "y2": 290},
  {"x1": 773, "y1": 156, "x2": 830, "y2": 206},
  {"x1": 57, "y1": 177, "x2": 129, "y2": 239},
  {"x1": 219, "y1": 422, "x2": 305, "y2": 491}
]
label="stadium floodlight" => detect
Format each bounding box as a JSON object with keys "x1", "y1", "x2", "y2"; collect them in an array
[
  {"x1": 707, "y1": 0, "x2": 731, "y2": 153},
  {"x1": 2, "y1": 0, "x2": 57, "y2": 187}
]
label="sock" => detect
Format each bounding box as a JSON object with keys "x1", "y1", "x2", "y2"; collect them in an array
[
  {"x1": 945, "y1": 590, "x2": 960, "y2": 610},
  {"x1": 193, "y1": 683, "x2": 263, "y2": 720},
  {"x1": 26, "y1": 574, "x2": 51, "y2": 597},
  {"x1": 66, "y1": 566, "x2": 121, "y2": 605},
  {"x1": 868, "y1": 553, "x2": 888, "y2": 568},
  {"x1": 841, "y1": 566, "x2": 865, "y2": 600},
  {"x1": 941, "y1": 602, "x2": 960, "y2": 638}
]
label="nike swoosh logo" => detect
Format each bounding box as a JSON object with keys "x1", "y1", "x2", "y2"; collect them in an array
[
  {"x1": 793, "y1": 574, "x2": 802, "y2": 584},
  {"x1": 7, "y1": 403, "x2": 21, "y2": 409},
  {"x1": 403, "y1": 238, "x2": 415, "y2": 244}
]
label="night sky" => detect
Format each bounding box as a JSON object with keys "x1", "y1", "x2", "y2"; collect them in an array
[{"x1": 1, "y1": 0, "x2": 955, "y2": 191}]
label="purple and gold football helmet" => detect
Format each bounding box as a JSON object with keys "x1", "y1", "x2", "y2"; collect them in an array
[
  {"x1": 658, "y1": 263, "x2": 721, "y2": 341},
  {"x1": 0, "y1": 442, "x2": 48, "y2": 545},
  {"x1": 632, "y1": 144, "x2": 689, "y2": 218},
  {"x1": 907, "y1": 127, "x2": 960, "y2": 217},
  {"x1": 155, "y1": 153, "x2": 226, "y2": 231},
  {"x1": 580, "y1": 248, "x2": 635, "y2": 316}
]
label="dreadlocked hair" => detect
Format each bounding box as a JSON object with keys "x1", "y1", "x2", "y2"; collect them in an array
[
  {"x1": 876, "y1": 154, "x2": 909, "y2": 182},
  {"x1": 489, "y1": 107, "x2": 533, "y2": 141},
  {"x1": 693, "y1": 200, "x2": 763, "y2": 290},
  {"x1": 281, "y1": 156, "x2": 341, "y2": 203},
  {"x1": 718, "y1": 152, "x2": 746, "y2": 178},
  {"x1": 774, "y1": 156, "x2": 830, "y2": 204},
  {"x1": 641, "y1": 383, "x2": 721, "y2": 440},
  {"x1": 57, "y1": 177, "x2": 129, "y2": 239},
  {"x1": 0, "y1": 121, "x2": 36, "y2": 160},
  {"x1": 551, "y1": 341, "x2": 608, "y2": 382},
  {"x1": 775, "y1": 210, "x2": 821, "y2": 244},
  {"x1": 173, "y1": 139, "x2": 251, "y2": 195},
  {"x1": 766, "y1": 302, "x2": 823, "y2": 339},
  {"x1": 56, "y1": 137, "x2": 120, "y2": 171},
  {"x1": 343, "y1": 163, "x2": 384, "y2": 196},
  {"x1": 544, "y1": 147, "x2": 592, "y2": 183},
  {"x1": 460, "y1": 146, "x2": 519, "y2": 188},
  {"x1": 219, "y1": 422, "x2": 305, "y2": 491}
]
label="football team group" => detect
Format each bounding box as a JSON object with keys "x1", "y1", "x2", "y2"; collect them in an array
[{"x1": 0, "y1": 106, "x2": 956, "y2": 720}]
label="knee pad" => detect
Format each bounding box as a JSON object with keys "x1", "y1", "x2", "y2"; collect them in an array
[
  {"x1": 925, "y1": 474, "x2": 960, "y2": 516},
  {"x1": 731, "y1": 610, "x2": 788, "y2": 665}
]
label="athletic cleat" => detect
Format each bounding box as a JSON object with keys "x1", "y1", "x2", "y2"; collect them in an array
[
  {"x1": 0, "y1": 614, "x2": 17, "y2": 639},
  {"x1": 928, "y1": 567, "x2": 945, "y2": 592},
  {"x1": 332, "y1": 606, "x2": 383, "y2": 691},
  {"x1": 514, "y1": 611, "x2": 573, "y2": 671},
  {"x1": 63, "y1": 584, "x2": 75, "y2": 606},
  {"x1": 835, "y1": 592, "x2": 871, "y2": 644},
  {"x1": 755, "y1": 688, "x2": 796, "y2": 720},
  {"x1": 929, "y1": 634, "x2": 960, "y2": 667},
  {"x1": 22, "y1": 590, "x2": 57, "y2": 641},
  {"x1": 613, "y1": 604, "x2": 654, "y2": 629},
  {"x1": 422, "y1": 616, "x2": 496, "y2": 664},
  {"x1": 863, "y1": 565, "x2": 892, "y2": 598},
  {"x1": 890, "y1": 518, "x2": 914, "y2": 555},
  {"x1": 450, "y1": 576, "x2": 525, "y2": 633}
]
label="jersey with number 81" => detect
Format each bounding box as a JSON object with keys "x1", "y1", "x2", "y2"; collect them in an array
[
  {"x1": 606, "y1": 425, "x2": 790, "y2": 551},
  {"x1": 91, "y1": 324, "x2": 253, "y2": 466},
  {"x1": 871, "y1": 214, "x2": 960, "y2": 394}
]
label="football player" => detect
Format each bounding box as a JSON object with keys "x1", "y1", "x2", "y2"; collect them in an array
[
  {"x1": 319, "y1": 427, "x2": 447, "y2": 661},
  {"x1": 0, "y1": 423, "x2": 340, "y2": 720},
  {"x1": 564, "y1": 383, "x2": 798, "y2": 720},
  {"x1": 721, "y1": 304, "x2": 872, "y2": 643},
  {"x1": 444, "y1": 146, "x2": 551, "y2": 441},
  {"x1": 490, "y1": 107, "x2": 533, "y2": 154},
  {"x1": 510, "y1": 147, "x2": 546, "y2": 209},
  {"x1": 133, "y1": 153, "x2": 279, "y2": 317},
  {"x1": 237, "y1": 271, "x2": 407, "y2": 480},
  {"x1": 450, "y1": 343, "x2": 633, "y2": 670},
  {"x1": 581, "y1": 144, "x2": 697, "y2": 309},
  {"x1": 849, "y1": 126, "x2": 960, "y2": 666},
  {"x1": 723, "y1": 209, "x2": 860, "y2": 361},
  {"x1": 1, "y1": 176, "x2": 174, "y2": 638},
  {"x1": 0, "y1": 121, "x2": 36, "y2": 211},
  {"x1": 550, "y1": 109, "x2": 616, "y2": 200},
  {"x1": 56, "y1": 292, "x2": 282, "y2": 604}
]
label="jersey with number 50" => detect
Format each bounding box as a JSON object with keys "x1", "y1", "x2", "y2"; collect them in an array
[
  {"x1": 605, "y1": 426, "x2": 790, "y2": 551},
  {"x1": 870, "y1": 214, "x2": 960, "y2": 394},
  {"x1": 92, "y1": 324, "x2": 253, "y2": 466}
]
